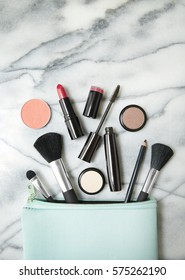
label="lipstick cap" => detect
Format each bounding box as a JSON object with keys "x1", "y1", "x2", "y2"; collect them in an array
[
  {"x1": 78, "y1": 132, "x2": 102, "y2": 162},
  {"x1": 83, "y1": 86, "x2": 104, "y2": 118}
]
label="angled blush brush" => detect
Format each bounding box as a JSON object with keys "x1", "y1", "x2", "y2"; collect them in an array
[
  {"x1": 34, "y1": 132, "x2": 79, "y2": 203},
  {"x1": 137, "y1": 143, "x2": 174, "y2": 202},
  {"x1": 26, "y1": 170, "x2": 54, "y2": 202}
]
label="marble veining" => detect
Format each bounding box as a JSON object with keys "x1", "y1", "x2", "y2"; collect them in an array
[{"x1": 0, "y1": 0, "x2": 185, "y2": 259}]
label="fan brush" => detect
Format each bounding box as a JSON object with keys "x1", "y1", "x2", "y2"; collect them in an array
[
  {"x1": 34, "y1": 132, "x2": 79, "y2": 203},
  {"x1": 137, "y1": 143, "x2": 174, "y2": 202}
]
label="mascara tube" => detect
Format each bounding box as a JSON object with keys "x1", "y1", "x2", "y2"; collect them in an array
[{"x1": 104, "y1": 127, "x2": 121, "y2": 192}]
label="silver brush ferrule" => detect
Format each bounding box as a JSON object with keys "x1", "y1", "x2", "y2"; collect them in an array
[
  {"x1": 142, "y1": 168, "x2": 159, "y2": 194},
  {"x1": 50, "y1": 158, "x2": 73, "y2": 193},
  {"x1": 30, "y1": 176, "x2": 50, "y2": 199}
]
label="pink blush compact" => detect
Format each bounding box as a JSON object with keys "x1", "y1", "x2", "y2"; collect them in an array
[{"x1": 21, "y1": 99, "x2": 51, "y2": 129}]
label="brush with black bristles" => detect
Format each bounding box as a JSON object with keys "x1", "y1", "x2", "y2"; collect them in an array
[
  {"x1": 26, "y1": 170, "x2": 54, "y2": 202},
  {"x1": 34, "y1": 132, "x2": 79, "y2": 203},
  {"x1": 137, "y1": 143, "x2": 174, "y2": 202}
]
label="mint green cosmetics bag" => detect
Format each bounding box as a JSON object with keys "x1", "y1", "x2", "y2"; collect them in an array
[{"x1": 22, "y1": 198, "x2": 158, "y2": 260}]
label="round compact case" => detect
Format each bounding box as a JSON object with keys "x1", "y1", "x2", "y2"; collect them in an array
[
  {"x1": 78, "y1": 168, "x2": 105, "y2": 195},
  {"x1": 119, "y1": 104, "x2": 147, "y2": 132}
]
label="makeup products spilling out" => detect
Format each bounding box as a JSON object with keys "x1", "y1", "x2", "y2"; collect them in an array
[
  {"x1": 119, "y1": 104, "x2": 147, "y2": 132},
  {"x1": 78, "y1": 85, "x2": 120, "y2": 163},
  {"x1": 83, "y1": 86, "x2": 104, "y2": 118},
  {"x1": 78, "y1": 168, "x2": 105, "y2": 195},
  {"x1": 57, "y1": 84, "x2": 84, "y2": 140},
  {"x1": 21, "y1": 82, "x2": 174, "y2": 204},
  {"x1": 104, "y1": 127, "x2": 121, "y2": 192},
  {"x1": 137, "y1": 143, "x2": 174, "y2": 202},
  {"x1": 26, "y1": 170, "x2": 54, "y2": 202},
  {"x1": 34, "y1": 132, "x2": 79, "y2": 203},
  {"x1": 124, "y1": 140, "x2": 147, "y2": 203},
  {"x1": 21, "y1": 99, "x2": 51, "y2": 129}
]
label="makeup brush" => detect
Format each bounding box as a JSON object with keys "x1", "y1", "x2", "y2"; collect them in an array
[
  {"x1": 26, "y1": 170, "x2": 54, "y2": 202},
  {"x1": 124, "y1": 140, "x2": 147, "y2": 203},
  {"x1": 78, "y1": 85, "x2": 120, "y2": 162},
  {"x1": 137, "y1": 143, "x2": 174, "y2": 202},
  {"x1": 34, "y1": 132, "x2": 79, "y2": 203}
]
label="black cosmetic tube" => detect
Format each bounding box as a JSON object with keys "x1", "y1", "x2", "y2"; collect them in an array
[
  {"x1": 59, "y1": 98, "x2": 84, "y2": 140},
  {"x1": 104, "y1": 127, "x2": 122, "y2": 192}
]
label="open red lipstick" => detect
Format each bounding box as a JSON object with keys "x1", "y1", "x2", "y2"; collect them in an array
[
  {"x1": 57, "y1": 84, "x2": 68, "y2": 98},
  {"x1": 57, "y1": 84, "x2": 84, "y2": 140}
]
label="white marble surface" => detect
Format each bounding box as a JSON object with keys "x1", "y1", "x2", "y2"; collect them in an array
[{"x1": 0, "y1": 0, "x2": 185, "y2": 260}]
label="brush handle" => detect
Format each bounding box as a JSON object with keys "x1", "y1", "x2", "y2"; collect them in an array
[
  {"x1": 137, "y1": 191, "x2": 149, "y2": 202},
  {"x1": 63, "y1": 189, "x2": 79, "y2": 203},
  {"x1": 46, "y1": 196, "x2": 54, "y2": 202},
  {"x1": 31, "y1": 176, "x2": 52, "y2": 200},
  {"x1": 142, "y1": 168, "x2": 159, "y2": 193},
  {"x1": 50, "y1": 159, "x2": 79, "y2": 203},
  {"x1": 137, "y1": 168, "x2": 159, "y2": 202}
]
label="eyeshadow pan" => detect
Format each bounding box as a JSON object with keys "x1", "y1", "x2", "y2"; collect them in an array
[
  {"x1": 119, "y1": 105, "x2": 147, "y2": 132},
  {"x1": 21, "y1": 99, "x2": 51, "y2": 129},
  {"x1": 78, "y1": 168, "x2": 105, "y2": 195}
]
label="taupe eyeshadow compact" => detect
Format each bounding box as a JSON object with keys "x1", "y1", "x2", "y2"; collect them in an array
[
  {"x1": 78, "y1": 168, "x2": 105, "y2": 195},
  {"x1": 119, "y1": 104, "x2": 147, "y2": 132}
]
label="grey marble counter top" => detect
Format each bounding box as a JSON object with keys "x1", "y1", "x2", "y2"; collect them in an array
[{"x1": 0, "y1": 0, "x2": 185, "y2": 260}]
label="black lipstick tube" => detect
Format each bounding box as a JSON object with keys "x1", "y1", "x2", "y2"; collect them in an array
[
  {"x1": 59, "y1": 98, "x2": 84, "y2": 140},
  {"x1": 104, "y1": 127, "x2": 122, "y2": 192}
]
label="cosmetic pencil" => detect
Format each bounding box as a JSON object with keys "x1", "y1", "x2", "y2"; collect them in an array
[
  {"x1": 78, "y1": 85, "x2": 120, "y2": 162},
  {"x1": 57, "y1": 84, "x2": 84, "y2": 140},
  {"x1": 34, "y1": 132, "x2": 79, "y2": 203},
  {"x1": 124, "y1": 140, "x2": 147, "y2": 203},
  {"x1": 26, "y1": 170, "x2": 54, "y2": 202},
  {"x1": 137, "y1": 143, "x2": 174, "y2": 202}
]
